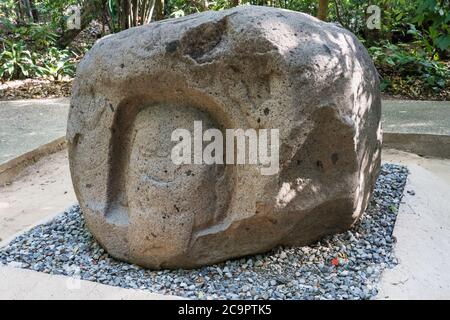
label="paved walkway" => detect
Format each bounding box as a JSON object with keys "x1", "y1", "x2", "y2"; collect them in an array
[
  {"x1": 0, "y1": 265, "x2": 182, "y2": 300},
  {"x1": 382, "y1": 100, "x2": 450, "y2": 135},
  {"x1": 0, "y1": 98, "x2": 69, "y2": 164},
  {"x1": 0, "y1": 149, "x2": 76, "y2": 243},
  {"x1": 0, "y1": 98, "x2": 449, "y2": 165},
  {"x1": 378, "y1": 149, "x2": 450, "y2": 299}
]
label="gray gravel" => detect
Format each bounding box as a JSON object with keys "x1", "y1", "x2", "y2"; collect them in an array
[{"x1": 0, "y1": 163, "x2": 408, "y2": 300}]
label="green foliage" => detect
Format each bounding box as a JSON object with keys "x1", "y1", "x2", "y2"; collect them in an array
[
  {"x1": 414, "y1": 0, "x2": 450, "y2": 54},
  {"x1": 10, "y1": 24, "x2": 59, "y2": 50},
  {"x1": 0, "y1": 0, "x2": 449, "y2": 99},
  {"x1": 0, "y1": 37, "x2": 76, "y2": 81},
  {"x1": 0, "y1": 41, "x2": 35, "y2": 80},
  {"x1": 0, "y1": 0, "x2": 81, "y2": 81},
  {"x1": 36, "y1": 47, "x2": 77, "y2": 79},
  {"x1": 369, "y1": 42, "x2": 449, "y2": 97},
  {"x1": 39, "y1": 0, "x2": 81, "y2": 29},
  {"x1": 0, "y1": 0, "x2": 18, "y2": 23},
  {"x1": 275, "y1": 0, "x2": 318, "y2": 14},
  {"x1": 27, "y1": 24, "x2": 59, "y2": 49},
  {"x1": 165, "y1": 0, "x2": 205, "y2": 18}
]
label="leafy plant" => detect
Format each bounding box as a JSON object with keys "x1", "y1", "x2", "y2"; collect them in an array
[
  {"x1": 0, "y1": 41, "x2": 37, "y2": 80},
  {"x1": 27, "y1": 24, "x2": 59, "y2": 49},
  {"x1": 0, "y1": 40, "x2": 76, "y2": 81},
  {"x1": 414, "y1": 0, "x2": 450, "y2": 56},
  {"x1": 369, "y1": 42, "x2": 449, "y2": 96},
  {"x1": 37, "y1": 47, "x2": 76, "y2": 79}
]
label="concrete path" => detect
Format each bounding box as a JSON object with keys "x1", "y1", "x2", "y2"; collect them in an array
[
  {"x1": 378, "y1": 149, "x2": 450, "y2": 299},
  {"x1": 0, "y1": 98, "x2": 69, "y2": 164},
  {"x1": 0, "y1": 98, "x2": 449, "y2": 165},
  {"x1": 382, "y1": 100, "x2": 450, "y2": 158},
  {"x1": 0, "y1": 149, "x2": 76, "y2": 243},
  {"x1": 382, "y1": 100, "x2": 450, "y2": 135},
  {"x1": 0, "y1": 265, "x2": 183, "y2": 300}
]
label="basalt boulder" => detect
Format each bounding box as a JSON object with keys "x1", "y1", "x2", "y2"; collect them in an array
[{"x1": 67, "y1": 5, "x2": 382, "y2": 269}]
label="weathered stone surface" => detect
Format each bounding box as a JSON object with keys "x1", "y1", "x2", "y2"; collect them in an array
[{"x1": 68, "y1": 5, "x2": 382, "y2": 269}]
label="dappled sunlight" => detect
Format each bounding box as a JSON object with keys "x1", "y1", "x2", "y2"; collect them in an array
[{"x1": 275, "y1": 178, "x2": 314, "y2": 209}]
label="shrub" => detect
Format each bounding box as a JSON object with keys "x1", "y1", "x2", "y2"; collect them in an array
[
  {"x1": 37, "y1": 47, "x2": 77, "y2": 80},
  {"x1": 369, "y1": 42, "x2": 449, "y2": 97},
  {"x1": 414, "y1": 0, "x2": 450, "y2": 56},
  {"x1": 0, "y1": 39, "x2": 76, "y2": 81},
  {"x1": 0, "y1": 41, "x2": 37, "y2": 80}
]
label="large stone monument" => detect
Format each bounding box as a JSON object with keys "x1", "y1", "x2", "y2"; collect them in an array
[{"x1": 67, "y1": 6, "x2": 382, "y2": 269}]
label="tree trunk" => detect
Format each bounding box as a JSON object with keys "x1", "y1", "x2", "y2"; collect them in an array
[
  {"x1": 15, "y1": 0, "x2": 25, "y2": 24},
  {"x1": 317, "y1": 0, "x2": 329, "y2": 21},
  {"x1": 121, "y1": 0, "x2": 130, "y2": 30},
  {"x1": 24, "y1": 0, "x2": 33, "y2": 21},
  {"x1": 131, "y1": 0, "x2": 138, "y2": 26},
  {"x1": 155, "y1": 0, "x2": 164, "y2": 21},
  {"x1": 29, "y1": 0, "x2": 39, "y2": 23},
  {"x1": 147, "y1": 0, "x2": 156, "y2": 24},
  {"x1": 333, "y1": 0, "x2": 346, "y2": 28}
]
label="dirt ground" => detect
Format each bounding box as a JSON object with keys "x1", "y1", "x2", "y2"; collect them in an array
[{"x1": 0, "y1": 150, "x2": 76, "y2": 242}]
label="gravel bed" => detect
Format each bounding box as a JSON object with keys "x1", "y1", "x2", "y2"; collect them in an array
[{"x1": 0, "y1": 164, "x2": 408, "y2": 300}]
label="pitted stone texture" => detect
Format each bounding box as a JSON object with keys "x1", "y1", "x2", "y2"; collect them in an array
[{"x1": 68, "y1": 6, "x2": 382, "y2": 269}]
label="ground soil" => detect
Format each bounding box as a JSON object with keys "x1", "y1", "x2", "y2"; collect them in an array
[{"x1": 0, "y1": 79, "x2": 72, "y2": 101}]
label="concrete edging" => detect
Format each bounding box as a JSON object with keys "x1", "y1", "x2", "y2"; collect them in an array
[
  {"x1": 0, "y1": 136, "x2": 67, "y2": 186},
  {"x1": 383, "y1": 132, "x2": 450, "y2": 159},
  {"x1": 0, "y1": 265, "x2": 186, "y2": 300}
]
